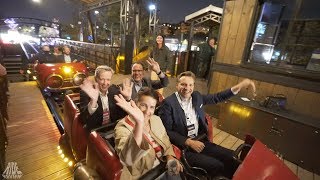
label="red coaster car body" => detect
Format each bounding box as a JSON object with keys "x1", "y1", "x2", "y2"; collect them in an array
[
  {"x1": 35, "y1": 62, "x2": 88, "y2": 91},
  {"x1": 233, "y1": 135, "x2": 299, "y2": 180}
]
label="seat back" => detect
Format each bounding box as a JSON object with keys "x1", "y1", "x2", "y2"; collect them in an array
[
  {"x1": 63, "y1": 93, "x2": 88, "y2": 161},
  {"x1": 63, "y1": 94, "x2": 79, "y2": 138},
  {"x1": 86, "y1": 131, "x2": 122, "y2": 180},
  {"x1": 71, "y1": 113, "x2": 88, "y2": 161}
]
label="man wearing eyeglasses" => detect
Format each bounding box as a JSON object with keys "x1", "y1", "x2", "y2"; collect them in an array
[
  {"x1": 130, "y1": 58, "x2": 169, "y2": 99},
  {"x1": 79, "y1": 65, "x2": 133, "y2": 132}
]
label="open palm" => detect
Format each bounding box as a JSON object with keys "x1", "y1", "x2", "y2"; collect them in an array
[{"x1": 114, "y1": 94, "x2": 144, "y2": 125}]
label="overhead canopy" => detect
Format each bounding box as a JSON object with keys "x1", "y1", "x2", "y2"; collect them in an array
[
  {"x1": 185, "y1": 4, "x2": 223, "y2": 25},
  {"x1": 80, "y1": 0, "x2": 97, "y2": 3}
]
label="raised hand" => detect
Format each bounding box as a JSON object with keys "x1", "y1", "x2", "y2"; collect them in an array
[
  {"x1": 147, "y1": 57, "x2": 161, "y2": 74},
  {"x1": 231, "y1": 78, "x2": 256, "y2": 97},
  {"x1": 114, "y1": 94, "x2": 144, "y2": 125},
  {"x1": 120, "y1": 78, "x2": 133, "y2": 100},
  {"x1": 80, "y1": 78, "x2": 99, "y2": 101}
]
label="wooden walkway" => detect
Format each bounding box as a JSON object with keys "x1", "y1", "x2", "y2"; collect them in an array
[{"x1": 5, "y1": 81, "x2": 71, "y2": 179}]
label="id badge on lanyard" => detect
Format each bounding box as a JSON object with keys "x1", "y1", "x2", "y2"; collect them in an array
[{"x1": 187, "y1": 124, "x2": 196, "y2": 138}]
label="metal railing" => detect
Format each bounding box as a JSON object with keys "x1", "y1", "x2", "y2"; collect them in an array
[{"x1": 56, "y1": 39, "x2": 120, "y2": 71}]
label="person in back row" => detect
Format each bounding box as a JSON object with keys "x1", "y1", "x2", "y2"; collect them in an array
[
  {"x1": 130, "y1": 58, "x2": 169, "y2": 99},
  {"x1": 30, "y1": 45, "x2": 56, "y2": 64},
  {"x1": 158, "y1": 71, "x2": 256, "y2": 179},
  {"x1": 114, "y1": 87, "x2": 183, "y2": 179},
  {"x1": 79, "y1": 65, "x2": 133, "y2": 132},
  {"x1": 58, "y1": 46, "x2": 79, "y2": 63}
]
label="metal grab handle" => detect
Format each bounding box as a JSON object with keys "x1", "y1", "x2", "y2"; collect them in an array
[{"x1": 233, "y1": 143, "x2": 252, "y2": 163}]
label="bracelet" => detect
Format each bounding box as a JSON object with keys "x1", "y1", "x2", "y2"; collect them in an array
[
  {"x1": 157, "y1": 71, "x2": 162, "y2": 75},
  {"x1": 126, "y1": 98, "x2": 131, "y2": 102}
]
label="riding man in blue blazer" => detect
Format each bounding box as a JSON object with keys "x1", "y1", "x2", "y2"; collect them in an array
[{"x1": 158, "y1": 71, "x2": 256, "y2": 178}]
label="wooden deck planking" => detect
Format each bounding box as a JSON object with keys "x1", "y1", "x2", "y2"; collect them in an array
[
  {"x1": 212, "y1": 131, "x2": 229, "y2": 145},
  {"x1": 298, "y1": 167, "x2": 314, "y2": 180},
  {"x1": 284, "y1": 159, "x2": 298, "y2": 175},
  {"x1": 6, "y1": 82, "x2": 72, "y2": 179},
  {"x1": 219, "y1": 134, "x2": 238, "y2": 149}
]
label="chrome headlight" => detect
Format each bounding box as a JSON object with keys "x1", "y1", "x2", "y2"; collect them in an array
[
  {"x1": 46, "y1": 74, "x2": 63, "y2": 89},
  {"x1": 73, "y1": 72, "x2": 86, "y2": 86},
  {"x1": 62, "y1": 66, "x2": 72, "y2": 74}
]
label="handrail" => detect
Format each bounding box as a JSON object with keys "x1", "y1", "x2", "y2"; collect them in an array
[{"x1": 56, "y1": 39, "x2": 120, "y2": 70}]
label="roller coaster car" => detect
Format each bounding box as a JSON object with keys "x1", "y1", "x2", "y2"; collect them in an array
[
  {"x1": 61, "y1": 94, "x2": 298, "y2": 180},
  {"x1": 34, "y1": 62, "x2": 88, "y2": 92}
]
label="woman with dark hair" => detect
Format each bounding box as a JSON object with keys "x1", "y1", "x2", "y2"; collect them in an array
[
  {"x1": 114, "y1": 87, "x2": 183, "y2": 179},
  {"x1": 151, "y1": 35, "x2": 172, "y2": 74}
]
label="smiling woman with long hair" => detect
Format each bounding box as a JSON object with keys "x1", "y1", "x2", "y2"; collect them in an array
[{"x1": 150, "y1": 35, "x2": 173, "y2": 74}]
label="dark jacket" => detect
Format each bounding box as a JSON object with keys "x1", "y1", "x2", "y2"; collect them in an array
[
  {"x1": 30, "y1": 52, "x2": 59, "y2": 64},
  {"x1": 131, "y1": 75, "x2": 169, "y2": 99},
  {"x1": 158, "y1": 89, "x2": 234, "y2": 149},
  {"x1": 79, "y1": 84, "x2": 127, "y2": 132},
  {"x1": 150, "y1": 45, "x2": 172, "y2": 72},
  {"x1": 57, "y1": 54, "x2": 80, "y2": 63}
]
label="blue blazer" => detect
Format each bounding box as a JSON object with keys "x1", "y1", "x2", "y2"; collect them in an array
[{"x1": 158, "y1": 89, "x2": 234, "y2": 149}]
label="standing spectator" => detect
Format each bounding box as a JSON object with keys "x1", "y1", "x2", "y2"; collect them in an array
[
  {"x1": 158, "y1": 71, "x2": 256, "y2": 179},
  {"x1": 129, "y1": 58, "x2": 169, "y2": 99},
  {"x1": 150, "y1": 35, "x2": 172, "y2": 74},
  {"x1": 197, "y1": 37, "x2": 217, "y2": 79}
]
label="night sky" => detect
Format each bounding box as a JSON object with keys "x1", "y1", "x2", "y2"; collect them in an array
[
  {"x1": 0, "y1": 0, "x2": 318, "y2": 25},
  {"x1": 0, "y1": 0, "x2": 222, "y2": 24}
]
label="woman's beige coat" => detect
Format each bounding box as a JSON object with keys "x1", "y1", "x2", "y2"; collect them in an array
[{"x1": 114, "y1": 115, "x2": 175, "y2": 180}]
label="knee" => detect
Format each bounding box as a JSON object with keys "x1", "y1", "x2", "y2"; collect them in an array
[{"x1": 206, "y1": 161, "x2": 224, "y2": 176}]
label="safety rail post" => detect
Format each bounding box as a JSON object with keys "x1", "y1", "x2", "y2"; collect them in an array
[{"x1": 0, "y1": 75, "x2": 8, "y2": 175}]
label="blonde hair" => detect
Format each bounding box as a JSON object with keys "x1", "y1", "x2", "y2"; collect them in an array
[{"x1": 94, "y1": 65, "x2": 114, "y2": 80}]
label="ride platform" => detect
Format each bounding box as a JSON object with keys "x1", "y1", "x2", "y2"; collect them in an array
[{"x1": 5, "y1": 81, "x2": 71, "y2": 179}]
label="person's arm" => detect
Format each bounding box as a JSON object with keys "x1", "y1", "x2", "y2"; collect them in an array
[
  {"x1": 165, "y1": 47, "x2": 173, "y2": 74},
  {"x1": 202, "y1": 78, "x2": 256, "y2": 105},
  {"x1": 119, "y1": 78, "x2": 133, "y2": 101},
  {"x1": 114, "y1": 94, "x2": 145, "y2": 146},
  {"x1": 158, "y1": 101, "x2": 189, "y2": 148},
  {"x1": 0, "y1": 64, "x2": 6, "y2": 76},
  {"x1": 231, "y1": 78, "x2": 256, "y2": 95},
  {"x1": 147, "y1": 58, "x2": 169, "y2": 89},
  {"x1": 79, "y1": 79, "x2": 100, "y2": 129},
  {"x1": 114, "y1": 120, "x2": 150, "y2": 166}
]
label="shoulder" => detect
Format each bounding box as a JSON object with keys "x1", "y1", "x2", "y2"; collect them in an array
[
  {"x1": 164, "y1": 93, "x2": 176, "y2": 102},
  {"x1": 115, "y1": 117, "x2": 133, "y2": 133},
  {"x1": 108, "y1": 84, "x2": 120, "y2": 93}
]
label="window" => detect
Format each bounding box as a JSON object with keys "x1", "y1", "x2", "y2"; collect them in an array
[{"x1": 247, "y1": 0, "x2": 320, "y2": 75}]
